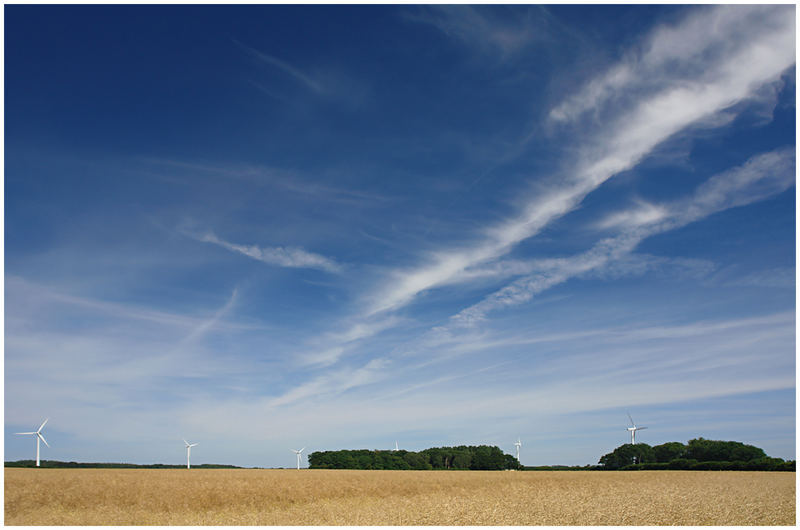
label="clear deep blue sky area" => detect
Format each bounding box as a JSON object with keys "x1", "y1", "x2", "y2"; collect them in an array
[{"x1": 4, "y1": 5, "x2": 796, "y2": 467}]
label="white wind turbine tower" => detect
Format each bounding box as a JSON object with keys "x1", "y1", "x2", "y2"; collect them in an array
[
  {"x1": 184, "y1": 440, "x2": 198, "y2": 469},
  {"x1": 394, "y1": 441, "x2": 399, "y2": 451},
  {"x1": 626, "y1": 413, "x2": 647, "y2": 444},
  {"x1": 15, "y1": 418, "x2": 50, "y2": 467},
  {"x1": 291, "y1": 447, "x2": 305, "y2": 470},
  {"x1": 514, "y1": 437, "x2": 522, "y2": 462}
]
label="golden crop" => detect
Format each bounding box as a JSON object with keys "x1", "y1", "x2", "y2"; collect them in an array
[{"x1": 4, "y1": 468, "x2": 795, "y2": 525}]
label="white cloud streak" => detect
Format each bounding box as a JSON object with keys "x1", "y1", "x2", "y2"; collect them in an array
[
  {"x1": 549, "y1": 5, "x2": 793, "y2": 125},
  {"x1": 286, "y1": 140, "x2": 793, "y2": 405},
  {"x1": 367, "y1": 5, "x2": 794, "y2": 316},
  {"x1": 268, "y1": 358, "x2": 390, "y2": 407},
  {"x1": 233, "y1": 39, "x2": 324, "y2": 94},
  {"x1": 143, "y1": 157, "x2": 389, "y2": 204},
  {"x1": 178, "y1": 288, "x2": 239, "y2": 346},
  {"x1": 298, "y1": 316, "x2": 403, "y2": 367},
  {"x1": 199, "y1": 232, "x2": 342, "y2": 273},
  {"x1": 445, "y1": 148, "x2": 795, "y2": 328},
  {"x1": 4, "y1": 276, "x2": 256, "y2": 333},
  {"x1": 406, "y1": 5, "x2": 543, "y2": 58}
]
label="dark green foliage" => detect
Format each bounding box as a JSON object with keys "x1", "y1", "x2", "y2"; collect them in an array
[
  {"x1": 308, "y1": 446, "x2": 518, "y2": 470},
  {"x1": 743, "y1": 457, "x2": 794, "y2": 471},
  {"x1": 668, "y1": 458, "x2": 699, "y2": 470},
  {"x1": 688, "y1": 461, "x2": 734, "y2": 471},
  {"x1": 599, "y1": 438, "x2": 792, "y2": 471},
  {"x1": 504, "y1": 453, "x2": 522, "y2": 470},
  {"x1": 598, "y1": 443, "x2": 655, "y2": 470},
  {"x1": 621, "y1": 462, "x2": 670, "y2": 470},
  {"x1": 402, "y1": 451, "x2": 429, "y2": 470},
  {"x1": 684, "y1": 438, "x2": 766, "y2": 462},
  {"x1": 653, "y1": 442, "x2": 686, "y2": 462}
]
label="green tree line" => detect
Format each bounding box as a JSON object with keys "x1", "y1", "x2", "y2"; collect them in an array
[
  {"x1": 308, "y1": 445, "x2": 520, "y2": 470},
  {"x1": 598, "y1": 438, "x2": 795, "y2": 471}
]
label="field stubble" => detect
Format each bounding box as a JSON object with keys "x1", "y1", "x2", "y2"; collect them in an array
[{"x1": 4, "y1": 468, "x2": 795, "y2": 525}]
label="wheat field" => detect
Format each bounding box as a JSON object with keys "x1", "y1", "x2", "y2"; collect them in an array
[{"x1": 4, "y1": 468, "x2": 795, "y2": 525}]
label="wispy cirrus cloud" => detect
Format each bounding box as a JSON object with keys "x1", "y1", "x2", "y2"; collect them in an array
[
  {"x1": 722, "y1": 267, "x2": 796, "y2": 289},
  {"x1": 255, "y1": 310, "x2": 794, "y2": 449},
  {"x1": 4, "y1": 276, "x2": 255, "y2": 334},
  {"x1": 268, "y1": 358, "x2": 390, "y2": 407},
  {"x1": 265, "y1": 7, "x2": 795, "y2": 417},
  {"x1": 297, "y1": 316, "x2": 404, "y2": 367},
  {"x1": 433, "y1": 253, "x2": 715, "y2": 286},
  {"x1": 548, "y1": 5, "x2": 793, "y2": 125},
  {"x1": 233, "y1": 38, "x2": 325, "y2": 94},
  {"x1": 405, "y1": 5, "x2": 547, "y2": 58},
  {"x1": 233, "y1": 38, "x2": 370, "y2": 108},
  {"x1": 594, "y1": 199, "x2": 668, "y2": 230},
  {"x1": 178, "y1": 288, "x2": 239, "y2": 346},
  {"x1": 366, "y1": 4, "x2": 794, "y2": 317},
  {"x1": 197, "y1": 232, "x2": 342, "y2": 273},
  {"x1": 141, "y1": 157, "x2": 389, "y2": 205},
  {"x1": 445, "y1": 147, "x2": 795, "y2": 329}
]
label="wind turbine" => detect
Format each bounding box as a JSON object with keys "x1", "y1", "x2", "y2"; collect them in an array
[
  {"x1": 291, "y1": 447, "x2": 305, "y2": 470},
  {"x1": 394, "y1": 441, "x2": 399, "y2": 451},
  {"x1": 15, "y1": 418, "x2": 50, "y2": 467},
  {"x1": 626, "y1": 413, "x2": 647, "y2": 444},
  {"x1": 184, "y1": 440, "x2": 198, "y2": 469},
  {"x1": 514, "y1": 437, "x2": 522, "y2": 462}
]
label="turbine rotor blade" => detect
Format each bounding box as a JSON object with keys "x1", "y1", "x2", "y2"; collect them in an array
[
  {"x1": 638, "y1": 426, "x2": 648, "y2": 430},
  {"x1": 38, "y1": 418, "x2": 49, "y2": 432},
  {"x1": 15, "y1": 432, "x2": 36, "y2": 435},
  {"x1": 627, "y1": 412, "x2": 634, "y2": 426},
  {"x1": 299, "y1": 447, "x2": 305, "y2": 453},
  {"x1": 38, "y1": 433, "x2": 50, "y2": 448}
]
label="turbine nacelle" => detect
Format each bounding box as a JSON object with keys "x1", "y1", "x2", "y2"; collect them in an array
[
  {"x1": 626, "y1": 413, "x2": 647, "y2": 444},
  {"x1": 291, "y1": 447, "x2": 306, "y2": 470}
]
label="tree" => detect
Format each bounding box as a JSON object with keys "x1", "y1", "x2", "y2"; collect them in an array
[
  {"x1": 685, "y1": 438, "x2": 766, "y2": 462},
  {"x1": 504, "y1": 453, "x2": 521, "y2": 470},
  {"x1": 310, "y1": 446, "x2": 517, "y2": 470},
  {"x1": 599, "y1": 444, "x2": 655, "y2": 470},
  {"x1": 653, "y1": 442, "x2": 686, "y2": 463},
  {"x1": 402, "y1": 451, "x2": 429, "y2": 470}
]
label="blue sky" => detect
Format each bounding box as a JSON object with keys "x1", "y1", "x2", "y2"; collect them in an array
[{"x1": 4, "y1": 5, "x2": 796, "y2": 468}]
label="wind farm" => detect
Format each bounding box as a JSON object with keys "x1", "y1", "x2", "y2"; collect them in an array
[
  {"x1": 4, "y1": 405, "x2": 796, "y2": 526},
  {"x1": 5, "y1": 414, "x2": 795, "y2": 524}
]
